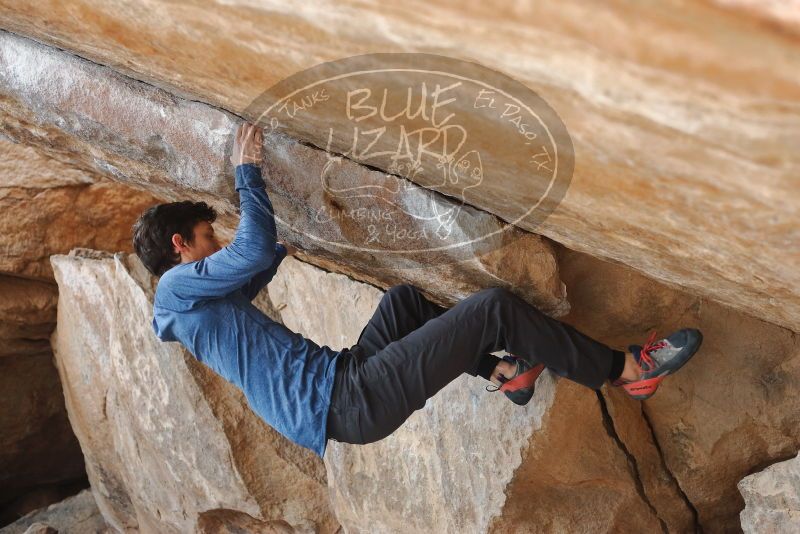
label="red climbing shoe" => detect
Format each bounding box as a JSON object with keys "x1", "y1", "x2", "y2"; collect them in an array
[
  {"x1": 612, "y1": 328, "x2": 703, "y2": 400},
  {"x1": 485, "y1": 354, "x2": 546, "y2": 406}
]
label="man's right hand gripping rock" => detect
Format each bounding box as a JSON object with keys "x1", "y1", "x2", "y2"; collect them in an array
[{"x1": 231, "y1": 122, "x2": 263, "y2": 166}]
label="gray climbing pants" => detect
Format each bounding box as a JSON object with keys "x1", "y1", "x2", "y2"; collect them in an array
[{"x1": 325, "y1": 284, "x2": 624, "y2": 445}]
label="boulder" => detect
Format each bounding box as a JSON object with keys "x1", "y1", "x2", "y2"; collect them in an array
[
  {"x1": 49, "y1": 250, "x2": 339, "y2": 533},
  {"x1": 43, "y1": 228, "x2": 800, "y2": 533},
  {"x1": 738, "y1": 451, "x2": 800, "y2": 533},
  {"x1": 46, "y1": 248, "x2": 671, "y2": 532}
]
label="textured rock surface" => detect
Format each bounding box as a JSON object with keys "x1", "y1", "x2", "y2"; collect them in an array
[
  {"x1": 0, "y1": 30, "x2": 568, "y2": 317},
  {"x1": 558, "y1": 244, "x2": 800, "y2": 533},
  {"x1": 0, "y1": 138, "x2": 161, "y2": 280},
  {"x1": 0, "y1": 342, "x2": 86, "y2": 527},
  {"x1": 46, "y1": 247, "x2": 675, "y2": 533},
  {"x1": 0, "y1": 275, "x2": 57, "y2": 359},
  {"x1": 49, "y1": 250, "x2": 339, "y2": 533},
  {"x1": 1, "y1": 489, "x2": 107, "y2": 534},
  {"x1": 267, "y1": 258, "x2": 383, "y2": 353},
  {"x1": 0, "y1": 1, "x2": 797, "y2": 330},
  {"x1": 738, "y1": 451, "x2": 800, "y2": 533},
  {"x1": 0, "y1": 232, "x2": 81, "y2": 525},
  {"x1": 263, "y1": 133, "x2": 567, "y2": 312}
]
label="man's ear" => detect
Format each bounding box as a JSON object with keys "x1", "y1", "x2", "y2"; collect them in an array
[{"x1": 171, "y1": 232, "x2": 185, "y2": 254}]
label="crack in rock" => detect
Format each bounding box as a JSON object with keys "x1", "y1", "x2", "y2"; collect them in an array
[
  {"x1": 595, "y1": 390, "x2": 668, "y2": 533},
  {"x1": 641, "y1": 405, "x2": 703, "y2": 533}
]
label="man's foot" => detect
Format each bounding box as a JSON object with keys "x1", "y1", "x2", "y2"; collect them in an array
[
  {"x1": 485, "y1": 355, "x2": 545, "y2": 406},
  {"x1": 612, "y1": 328, "x2": 703, "y2": 400}
]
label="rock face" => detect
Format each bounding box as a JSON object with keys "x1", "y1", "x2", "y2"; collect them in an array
[
  {"x1": 557, "y1": 244, "x2": 800, "y2": 533},
  {"x1": 49, "y1": 250, "x2": 339, "y2": 533},
  {"x1": 0, "y1": 304, "x2": 86, "y2": 527},
  {"x1": 0, "y1": 139, "x2": 161, "y2": 280},
  {"x1": 1, "y1": 3, "x2": 799, "y2": 532},
  {"x1": 0, "y1": 1, "x2": 797, "y2": 331},
  {"x1": 0, "y1": 30, "x2": 568, "y2": 317},
  {"x1": 738, "y1": 452, "x2": 800, "y2": 533},
  {"x1": 45, "y1": 240, "x2": 800, "y2": 532},
  {"x1": 0, "y1": 275, "x2": 57, "y2": 359}
]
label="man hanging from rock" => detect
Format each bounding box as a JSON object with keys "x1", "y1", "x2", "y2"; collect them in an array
[{"x1": 132, "y1": 122, "x2": 704, "y2": 459}]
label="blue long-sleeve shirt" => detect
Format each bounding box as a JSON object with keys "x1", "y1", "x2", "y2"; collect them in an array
[{"x1": 151, "y1": 163, "x2": 342, "y2": 458}]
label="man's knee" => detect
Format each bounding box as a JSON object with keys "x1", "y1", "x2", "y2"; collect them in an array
[
  {"x1": 386, "y1": 283, "x2": 419, "y2": 299},
  {"x1": 471, "y1": 286, "x2": 536, "y2": 315},
  {"x1": 474, "y1": 286, "x2": 514, "y2": 302},
  {"x1": 379, "y1": 284, "x2": 418, "y2": 309},
  {"x1": 473, "y1": 287, "x2": 548, "y2": 321}
]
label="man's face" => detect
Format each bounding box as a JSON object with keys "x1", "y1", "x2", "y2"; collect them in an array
[{"x1": 174, "y1": 221, "x2": 221, "y2": 263}]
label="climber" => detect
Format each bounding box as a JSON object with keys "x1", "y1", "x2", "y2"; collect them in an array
[{"x1": 132, "y1": 122, "x2": 703, "y2": 459}]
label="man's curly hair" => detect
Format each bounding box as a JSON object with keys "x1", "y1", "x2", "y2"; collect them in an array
[{"x1": 132, "y1": 201, "x2": 217, "y2": 277}]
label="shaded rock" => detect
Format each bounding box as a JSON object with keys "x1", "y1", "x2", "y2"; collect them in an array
[
  {"x1": 0, "y1": 274, "x2": 87, "y2": 527},
  {"x1": 557, "y1": 244, "x2": 800, "y2": 533},
  {"x1": 0, "y1": 275, "x2": 57, "y2": 359},
  {"x1": 0, "y1": 489, "x2": 107, "y2": 534},
  {"x1": 0, "y1": 138, "x2": 162, "y2": 281},
  {"x1": 49, "y1": 250, "x2": 339, "y2": 533},
  {"x1": 0, "y1": 1, "x2": 797, "y2": 330},
  {"x1": 0, "y1": 137, "x2": 161, "y2": 524},
  {"x1": 0, "y1": 350, "x2": 86, "y2": 526},
  {"x1": 738, "y1": 451, "x2": 800, "y2": 533},
  {"x1": 599, "y1": 385, "x2": 695, "y2": 533},
  {"x1": 634, "y1": 299, "x2": 800, "y2": 532},
  {"x1": 487, "y1": 381, "x2": 662, "y2": 532}
]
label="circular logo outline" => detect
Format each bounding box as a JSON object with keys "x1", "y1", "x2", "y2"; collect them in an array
[{"x1": 242, "y1": 52, "x2": 574, "y2": 256}]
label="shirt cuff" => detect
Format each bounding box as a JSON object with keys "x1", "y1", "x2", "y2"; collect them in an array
[{"x1": 235, "y1": 163, "x2": 266, "y2": 190}]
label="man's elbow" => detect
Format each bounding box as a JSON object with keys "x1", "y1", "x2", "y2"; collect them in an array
[{"x1": 230, "y1": 242, "x2": 276, "y2": 271}]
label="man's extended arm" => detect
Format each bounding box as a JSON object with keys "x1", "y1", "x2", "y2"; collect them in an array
[{"x1": 162, "y1": 162, "x2": 279, "y2": 300}]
